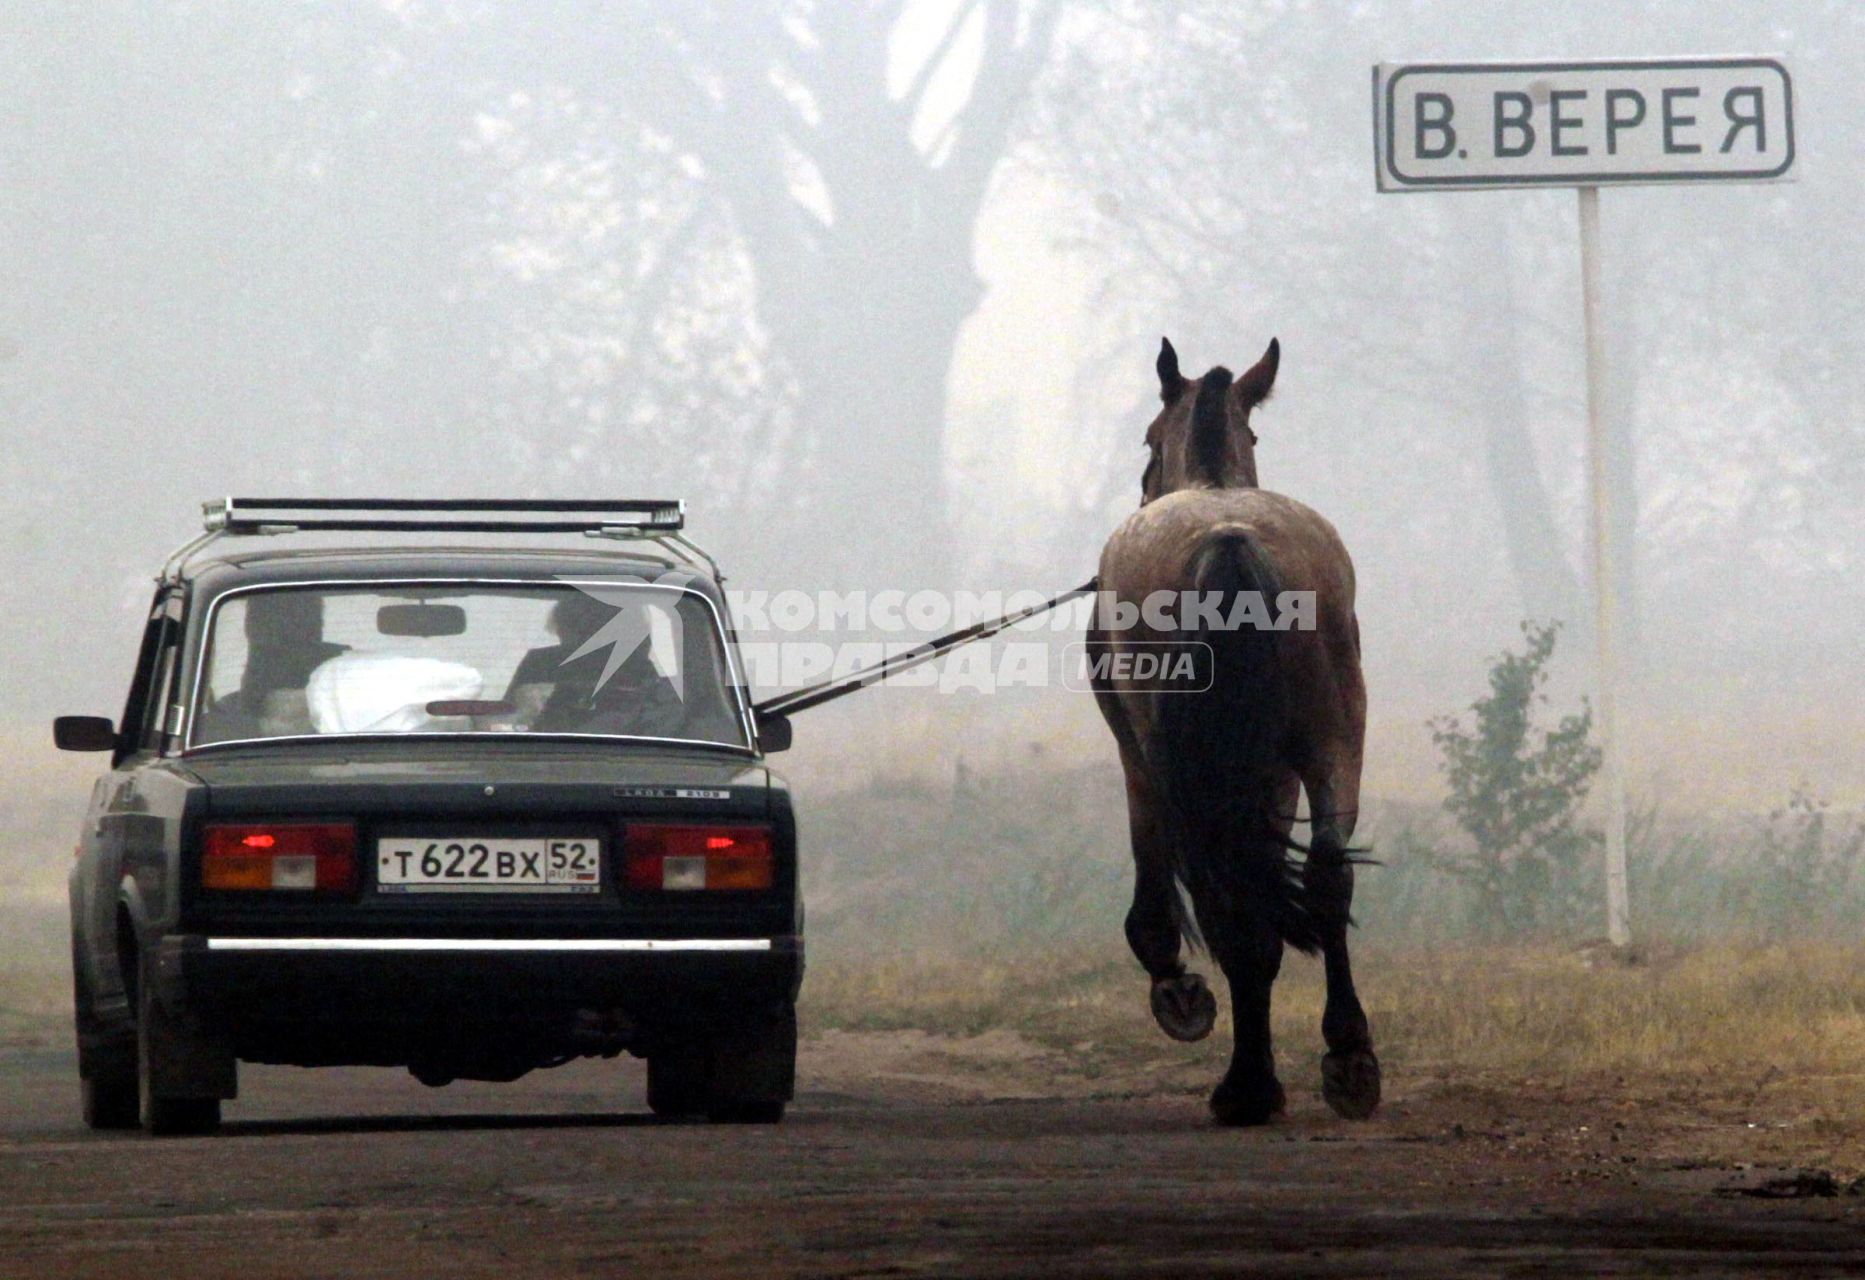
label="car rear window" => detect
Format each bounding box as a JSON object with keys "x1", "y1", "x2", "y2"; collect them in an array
[{"x1": 191, "y1": 582, "x2": 747, "y2": 750}]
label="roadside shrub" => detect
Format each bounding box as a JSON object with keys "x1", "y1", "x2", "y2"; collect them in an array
[{"x1": 1424, "y1": 621, "x2": 1602, "y2": 936}]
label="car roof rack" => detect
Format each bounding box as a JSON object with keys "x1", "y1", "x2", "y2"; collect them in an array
[
  {"x1": 204, "y1": 496, "x2": 685, "y2": 535},
  {"x1": 160, "y1": 497, "x2": 722, "y2": 583}
]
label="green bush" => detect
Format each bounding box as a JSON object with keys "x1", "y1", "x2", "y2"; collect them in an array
[{"x1": 1423, "y1": 621, "x2": 1602, "y2": 935}]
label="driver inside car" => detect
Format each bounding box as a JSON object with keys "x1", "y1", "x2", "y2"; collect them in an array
[
  {"x1": 201, "y1": 592, "x2": 348, "y2": 741},
  {"x1": 506, "y1": 592, "x2": 686, "y2": 739}
]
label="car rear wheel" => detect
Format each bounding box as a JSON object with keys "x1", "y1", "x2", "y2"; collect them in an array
[
  {"x1": 143, "y1": 1091, "x2": 221, "y2": 1137},
  {"x1": 647, "y1": 1003, "x2": 796, "y2": 1123},
  {"x1": 706, "y1": 1003, "x2": 795, "y2": 1123},
  {"x1": 79, "y1": 1042, "x2": 140, "y2": 1130},
  {"x1": 135, "y1": 953, "x2": 227, "y2": 1137},
  {"x1": 74, "y1": 952, "x2": 139, "y2": 1131},
  {"x1": 646, "y1": 1043, "x2": 711, "y2": 1118}
]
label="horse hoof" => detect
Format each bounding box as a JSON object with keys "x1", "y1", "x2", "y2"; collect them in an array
[
  {"x1": 1322, "y1": 1049, "x2": 1382, "y2": 1119},
  {"x1": 1150, "y1": 973, "x2": 1217, "y2": 1042},
  {"x1": 1210, "y1": 1075, "x2": 1286, "y2": 1127}
]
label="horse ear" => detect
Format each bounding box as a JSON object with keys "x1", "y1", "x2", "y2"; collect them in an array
[
  {"x1": 1233, "y1": 337, "x2": 1279, "y2": 410},
  {"x1": 1156, "y1": 336, "x2": 1185, "y2": 402}
]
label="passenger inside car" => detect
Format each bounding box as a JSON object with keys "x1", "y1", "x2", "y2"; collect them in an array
[
  {"x1": 245, "y1": 592, "x2": 347, "y2": 697},
  {"x1": 507, "y1": 592, "x2": 687, "y2": 738},
  {"x1": 199, "y1": 593, "x2": 348, "y2": 741}
]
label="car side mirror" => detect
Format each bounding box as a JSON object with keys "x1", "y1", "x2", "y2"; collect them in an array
[
  {"x1": 54, "y1": 715, "x2": 117, "y2": 752},
  {"x1": 755, "y1": 712, "x2": 793, "y2": 755}
]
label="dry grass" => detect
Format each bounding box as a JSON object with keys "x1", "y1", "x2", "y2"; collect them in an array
[
  {"x1": 1351, "y1": 940, "x2": 1865, "y2": 1081},
  {"x1": 804, "y1": 936, "x2": 1865, "y2": 1177},
  {"x1": 802, "y1": 937, "x2": 1865, "y2": 1135}
]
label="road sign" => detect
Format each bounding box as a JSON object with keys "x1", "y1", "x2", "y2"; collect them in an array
[
  {"x1": 1374, "y1": 58, "x2": 1794, "y2": 191},
  {"x1": 1373, "y1": 54, "x2": 1798, "y2": 950}
]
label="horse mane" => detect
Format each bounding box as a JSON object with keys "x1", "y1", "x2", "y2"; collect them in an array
[{"x1": 1189, "y1": 366, "x2": 1234, "y2": 485}]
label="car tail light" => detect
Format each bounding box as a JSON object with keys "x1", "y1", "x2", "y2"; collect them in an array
[
  {"x1": 201, "y1": 822, "x2": 358, "y2": 894},
  {"x1": 624, "y1": 824, "x2": 774, "y2": 892}
]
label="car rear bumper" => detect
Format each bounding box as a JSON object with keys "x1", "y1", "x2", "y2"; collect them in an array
[
  {"x1": 153, "y1": 932, "x2": 803, "y2": 1063},
  {"x1": 197, "y1": 935, "x2": 781, "y2": 954}
]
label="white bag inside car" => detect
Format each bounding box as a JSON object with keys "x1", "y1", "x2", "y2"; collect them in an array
[{"x1": 306, "y1": 653, "x2": 484, "y2": 734}]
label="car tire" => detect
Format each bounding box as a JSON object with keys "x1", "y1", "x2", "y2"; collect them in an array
[
  {"x1": 646, "y1": 1043, "x2": 712, "y2": 1118},
  {"x1": 135, "y1": 954, "x2": 225, "y2": 1137},
  {"x1": 80, "y1": 1043, "x2": 140, "y2": 1131},
  {"x1": 143, "y1": 1094, "x2": 221, "y2": 1137},
  {"x1": 74, "y1": 953, "x2": 139, "y2": 1131},
  {"x1": 703, "y1": 1002, "x2": 796, "y2": 1124}
]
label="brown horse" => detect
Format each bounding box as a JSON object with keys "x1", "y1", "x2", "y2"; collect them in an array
[{"x1": 1089, "y1": 336, "x2": 1378, "y2": 1125}]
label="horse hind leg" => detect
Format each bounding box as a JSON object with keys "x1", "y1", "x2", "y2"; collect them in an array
[
  {"x1": 1120, "y1": 757, "x2": 1216, "y2": 1042},
  {"x1": 1126, "y1": 899, "x2": 1215, "y2": 1044},
  {"x1": 1302, "y1": 766, "x2": 1381, "y2": 1120},
  {"x1": 1208, "y1": 914, "x2": 1286, "y2": 1126}
]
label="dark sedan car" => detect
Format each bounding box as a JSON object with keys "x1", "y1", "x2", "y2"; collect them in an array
[{"x1": 57, "y1": 499, "x2": 801, "y2": 1134}]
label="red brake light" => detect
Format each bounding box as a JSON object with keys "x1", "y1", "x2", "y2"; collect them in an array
[
  {"x1": 624, "y1": 824, "x2": 774, "y2": 892},
  {"x1": 202, "y1": 822, "x2": 358, "y2": 894}
]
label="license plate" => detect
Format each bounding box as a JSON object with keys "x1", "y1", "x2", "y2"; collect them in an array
[{"x1": 375, "y1": 837, "x2": 602, "y2": 894}]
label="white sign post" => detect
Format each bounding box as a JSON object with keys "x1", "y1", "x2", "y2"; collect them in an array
[{"x1": 1373, "y1": 57, "x2": 1796, "y2": 948}]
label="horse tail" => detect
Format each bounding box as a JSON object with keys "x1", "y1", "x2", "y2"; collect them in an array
[{"x1": 1147, "y1": 529, "x2": 1318, "y2": 955}]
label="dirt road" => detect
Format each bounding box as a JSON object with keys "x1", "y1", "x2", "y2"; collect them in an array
[{"x1": 1, "y1": 1032, "x2": 1861, "y2": 1279}]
